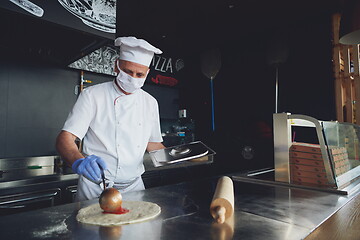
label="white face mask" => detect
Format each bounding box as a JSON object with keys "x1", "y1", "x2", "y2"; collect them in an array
[{"x1": 116, "y1": 62, "x2": 147, "y2": 93}]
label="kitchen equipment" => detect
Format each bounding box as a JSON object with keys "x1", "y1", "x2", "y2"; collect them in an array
[
  {"x1": 273, "y1": 112, "x2": 360, "y2": 194},
  {"x1": 201, "y1": 48, "x2": 221, "y2": 132},
  {"x1": 0, "y1": 156, "x2": 55, "y2": 182},
  {"x1": 210, "y1": 176, "x2": 234, "y2": 223},
  {"x1": 0, "y1": 188, "x2": 61, "y2": 216},
  {"x1": 149, "y1": 141, "x2": 215, "y2": 167},
  {"x1": 1, "y1": 177, "x2": 359, "y2": 239}
]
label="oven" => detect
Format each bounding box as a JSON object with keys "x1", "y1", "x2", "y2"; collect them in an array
[{"x1": 0, "y1": 188, "x2": 61, "y2": 216}]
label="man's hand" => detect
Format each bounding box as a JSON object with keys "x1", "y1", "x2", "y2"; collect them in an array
[
  {"x1": 72, "y1": 155, "x2": 107, "y2": 182},
  {"x1": 147, "y1": 142, "x2": 166, "y2": 152}
]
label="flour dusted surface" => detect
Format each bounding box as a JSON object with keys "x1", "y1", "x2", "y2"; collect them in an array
[{"x1": 76, "y1": 201, "x2": 161, "y2": 226}]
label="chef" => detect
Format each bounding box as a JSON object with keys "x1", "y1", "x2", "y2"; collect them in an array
[{"x1": 56, "y1": 36, "x2": 166, "y2": 201}]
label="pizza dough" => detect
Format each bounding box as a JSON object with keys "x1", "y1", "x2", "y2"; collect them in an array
[{"x1": 76, "y1": 201, "x2": 161, "y2": 226}]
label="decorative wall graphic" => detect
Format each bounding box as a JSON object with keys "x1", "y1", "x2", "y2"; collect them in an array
[
  {"x1": 149, "y1": 56, "x2": 184, "y2": 87},
  {"x1": 151, "y1": 74, "x2": 178, "y2": 87},
  {"x1": 152, "y1": 56, "x2": 174, "y2": 73},
  {"x1": 69, "y1": 45, "x2": 185, "y2": 88},
  {"x1": 1, "y1": 1, "x2": 114, "y2": 39},
  {"x1": 68, "y1": 46, "x2": 119, "y2": 76},
  {"x1": 175, "y1": 59, "x2": 185, "y2": 72},
  {"x1": 9, "y1": 0, "x2": 43, "y2": 17},
  {"x1": 58, "y1": 0, "x2": 116, "y2": 33}
]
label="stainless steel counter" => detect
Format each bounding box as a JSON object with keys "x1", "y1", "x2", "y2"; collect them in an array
[
  {"x1": 0, "y1": 152, "x2": 210, "y2": 190},
  {"x1": 0, "y1": 152, "x2": 214, "y2": 216},
  {"x1": 1, "y1": 174, "x2": 358, "y2": 240},
  {"x1": 0, "y1": 173, "x2": 78, "y2": 190}
]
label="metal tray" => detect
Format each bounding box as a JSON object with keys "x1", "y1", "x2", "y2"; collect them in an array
[{"x1": 149, "y1": 141, "x2": 215, "y2": 167}]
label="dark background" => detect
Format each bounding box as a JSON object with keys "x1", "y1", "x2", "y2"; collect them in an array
[
  {"x1": 115, "y1": 0, "x2": 340, "y2": 171},
  {"x1": 0, "y1": 0, "x2": 342, "y2": 173}
]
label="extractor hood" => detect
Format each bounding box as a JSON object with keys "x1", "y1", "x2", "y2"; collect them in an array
[{"x1": 0, "y1": 1, "x2": 115, "y2": 66}]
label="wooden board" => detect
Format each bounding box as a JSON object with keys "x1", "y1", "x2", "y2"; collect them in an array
[{"x1": 305, "y1": 192, "x2": 360, "y2": 240}]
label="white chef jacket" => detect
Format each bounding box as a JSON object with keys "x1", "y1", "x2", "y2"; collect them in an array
[{"x1": 62, "y1": 81, "x2": 163, "y2": 183}]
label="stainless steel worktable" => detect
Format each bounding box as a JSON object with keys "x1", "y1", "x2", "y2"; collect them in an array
[{"x1": 1, "y1": 175, "x2": 358, "y2": 240}]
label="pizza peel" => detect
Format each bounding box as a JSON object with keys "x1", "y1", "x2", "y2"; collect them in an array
[
  {"x1": 201, "y1": 48, "x2": 221, "y2": 132},
  {"x1": 149, "y1": 141, "x2": 215, "y2": 167}
]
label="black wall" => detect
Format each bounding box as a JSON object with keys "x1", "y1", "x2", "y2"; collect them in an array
[
  {"x1": 0, "y1": 59, "x2": 77, "y2": 158},
  {"x1": 174, "y1": 13, "x2": 337, "y2": 172}
]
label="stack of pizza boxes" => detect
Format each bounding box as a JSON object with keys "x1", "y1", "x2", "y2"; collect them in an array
[{"x1": 289, "y1": 142, "x2": 351, "y2": 187}]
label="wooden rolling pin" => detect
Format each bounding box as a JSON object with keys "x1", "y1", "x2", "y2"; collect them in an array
[{"x1": 210, "y1": 176, "x2": 234, "y2": 224}]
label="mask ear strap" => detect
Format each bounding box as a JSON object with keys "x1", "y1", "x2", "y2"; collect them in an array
[
  {"x1": 144, "y1": 69, "x2": 149, "y2": 78},
  {"x1": 116, "y1": 59, "x2": 121, "y2": 72}
]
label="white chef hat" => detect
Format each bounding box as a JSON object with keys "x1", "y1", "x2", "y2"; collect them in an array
[{"x1": 114, "y1": 36, "x2": 162, "y2": 67}]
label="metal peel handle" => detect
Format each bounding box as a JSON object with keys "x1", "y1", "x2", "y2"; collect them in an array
[{"x1": 99, "y1": 164, "x2": 106, "y2": 190}]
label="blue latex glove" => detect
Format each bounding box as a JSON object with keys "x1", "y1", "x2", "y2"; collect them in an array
[{"x1": 72, "y1": 155, "x2": 107, "y2": 182}]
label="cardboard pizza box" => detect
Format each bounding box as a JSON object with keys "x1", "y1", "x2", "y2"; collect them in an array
[
  {"x1": 291, "y1": 175, "x2": 334, "y2": 186},
  {"x1": 290, "y1": 142, "x2": 347, "y2": 155},
  {"x1": 289, "y1": 151, "x2": 323, "y2": 161},
  {"x1": 290, "y1": 164, "x2": 326, "y2": 173},
  {"x1": 290, "y1": 142, "x2": 322, "y2": 153},
  {"x1": 290, "y1": 157, "x2": 325, "y2": 166},
  {"x1": 290, "y1": 169, "x2": 328, "y2": 179}
]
